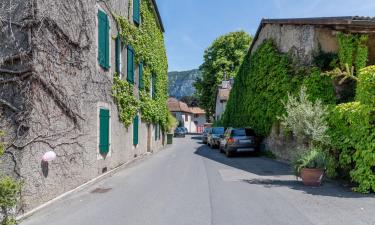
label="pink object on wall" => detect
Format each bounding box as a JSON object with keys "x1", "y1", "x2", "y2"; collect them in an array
[{"x1": 42, "y1": 151, "x2": 57, "y2": 162}]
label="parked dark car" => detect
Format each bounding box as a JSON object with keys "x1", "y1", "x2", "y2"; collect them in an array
[
  {"x1": 202, "y1": 127, "x2": 211, "y2": 144},
  {"x1": 182, "y1": 127, "x2": 188, "y2": 134},
  {"x1": 174, "y1": 127, "x2": 186, "y2": 138},
  {"x1": 219, "y1": 128, "x2": 259, "y2": 157},
  {"x1": 207, "y1": 127, "x2": 225, "y2": 148}
]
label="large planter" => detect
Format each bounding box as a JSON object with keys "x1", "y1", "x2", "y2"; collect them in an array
[{"x1": 300, "y1": 168, "x2": 324, "y2": 186}]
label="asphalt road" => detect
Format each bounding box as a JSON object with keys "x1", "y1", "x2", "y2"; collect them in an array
[{"x1": 22, "y1": 136, "x2": 375, "y2": 225}]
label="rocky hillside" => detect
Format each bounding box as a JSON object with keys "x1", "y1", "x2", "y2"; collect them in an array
[{"x1": 168, "y1": 69, "x2": 202, "y2": 99}]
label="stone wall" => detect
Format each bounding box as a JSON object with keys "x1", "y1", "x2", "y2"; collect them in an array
[{"x1": 0, "y1": 0, "x2": 165, "y2": 213}]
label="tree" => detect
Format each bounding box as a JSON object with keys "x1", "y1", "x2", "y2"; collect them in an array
[{"x1": 195, "y1": 31, "x2": 252, "y2": 121}]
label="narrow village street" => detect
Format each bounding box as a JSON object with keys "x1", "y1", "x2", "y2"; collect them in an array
[{"x1": 21, "y1": 136, "x2": 375, "y2": 225}]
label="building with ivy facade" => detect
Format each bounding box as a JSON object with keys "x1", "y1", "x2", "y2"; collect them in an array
[{"x1": 0, "y1": 0, "x2": 168, "y2": 214}]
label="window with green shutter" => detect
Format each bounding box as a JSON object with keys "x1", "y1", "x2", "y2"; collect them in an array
[
  {"x1": 115, "y1": 34, "x2": 122, "y2": 74},
  {"x1": 99, "y1": 108, "x2": 110, "y2": 154},
  {"x1": 127, "y1": 45, "x2": 135, "y2": 83},
  {"x1": 133, "y1": 0, "x2": 140, "y2": 25},
  {"x1": 139, "y1": 62, "x2": 144, "y2": 89},
  {"x1": 98, "y1": 10, "x2": 110, "y2": 70},
  {"x1": 133, "y1": 115, "x2": 139, "y2": 146}
]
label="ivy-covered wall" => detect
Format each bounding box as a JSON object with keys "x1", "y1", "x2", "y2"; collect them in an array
[
  {"x1": 113, "y1": 0, "x2": 169, "y2": 129},
  {"x1": 222, "y1": 32, "x2": 374, "y2": 192}
]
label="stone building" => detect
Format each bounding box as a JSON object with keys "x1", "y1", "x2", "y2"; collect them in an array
[
  {"x1": 248, "y1": 17, "x2": 375, "y2": 161},
  {"x1": 0, "y1": 0, "x2": 167, "y2": 214},
  {"x1": 250, "y1": 17, "x2": 375, "y2": 66}
]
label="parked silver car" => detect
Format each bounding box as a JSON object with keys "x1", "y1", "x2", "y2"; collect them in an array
[
  {"x1": 219, "y1": 128, "x2": 259, "y2": 157},
  {"x1": 207, "y1": 127, "x2": 225, "y2": 148},
  {"x1": 202, "y1": 127, "x2": 211, "y2": 144}
]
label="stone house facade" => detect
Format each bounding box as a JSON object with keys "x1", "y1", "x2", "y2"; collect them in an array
[
  {"x1": 0, "y1": 0, "x2": 166, "y2": 214},
  {"x1": 248, "y1": 17, "x2": 375, "y2": 161}
]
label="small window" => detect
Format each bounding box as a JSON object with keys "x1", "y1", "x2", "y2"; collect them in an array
[
  {"x1": 99, "y1": 108, "x2": 110, "y2": 154},
  {"x1": 127, "y1": 45, "x2": 135, "y2": 83},
  {"x1": 98, "y1": 10, "x2": 110, "y2": 70},
  {"x1": 133, "y1": 0, "x2": 140, "y2": 25},
  {"x1": 185, "y1": 114, "x2": 189, "y2": 122}
]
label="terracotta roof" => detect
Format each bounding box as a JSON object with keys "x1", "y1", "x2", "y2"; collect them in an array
[
  {"x1": 167, "y1": 98, "x2": 191, "y2": 113},
  {"x1": 250, "y1": 16, "x2": 375, "y2": 54},
  {"x1": 218, "y1": 88, "x2": 231, "y2": 102},
  {"x1": 190, "y1": 107, "x2": 206, "y2": 115}
]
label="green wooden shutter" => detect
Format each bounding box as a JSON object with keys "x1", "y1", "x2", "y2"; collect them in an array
[
  {"x1": 133, "y1": 115, "x2": 139, "y2": 145},
  {"x1": 115, "y1": 35, "x2": 121, "y2": 74},
  {"x1": 133, "y1": 0, "x2": 140, "y2": 25},
  {"x1": 98, "y1": 10, "x2": 109, "y2": 70},
  {"x1": 99, "y1": 108, "x2": 110, "y2": 154},
  {"x1": 127, "y1": 45, "x2": 134, "y2": 83},
  {"x1": 139, "y1": 62, "x2": 144, "y2": 89}
]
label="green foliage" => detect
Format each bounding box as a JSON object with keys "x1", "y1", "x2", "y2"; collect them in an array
[
  {"x1": 112, "y1": 76, "x2": 140, "y2": 127},
  {"x1": 303, "y1": 69, "x2": 336, "y2": 104},
  {"x1": 114, "y1": 0, "x2": 169, "y2": 129},
  {"x1": 356, "y1": 66, "x2": 375, "y2": 106},
  {"x1": 0, "y1": 133, "x2": 21, "y2": 225},
  {"x1": 327, "y1": 102, "x2": 375, "y2": 193},
  {"x1": 337, "y1": 33, "x2": 368, "y2": 73},
  {"x1": 292, "y1": 148, "x2": 327, "y2": 176},
  {"x1": 222, "y1": 40, "x2": 301, "y2": 136},
  {"x1": 195, "y1": 31, "x2": 253, "y2": 119},
  {"x1": 165, "y1": 112, "x2": 177, "y2": 133},
  {"x1": 279, "y1": 86, "x2": 329, "y2": 146},
  {"x1": 313, "y1": 50, "x2": 338, "y2": 71}
]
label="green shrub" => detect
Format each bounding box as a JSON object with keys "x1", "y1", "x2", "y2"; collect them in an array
[
  {"x1": 356, "y1": 66, "x2": 375, "y2": 106},
  {"x1": 279, "y1": 86, "x2": 329, "y2": 146},
  {"x1": 327, "y1": 102, "x2": 375, "y2": 193},
  {"x1": 0, "y1": 134, "x2": 21, "y2": 225}
]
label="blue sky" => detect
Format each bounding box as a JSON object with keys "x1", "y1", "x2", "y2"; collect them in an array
[{"x1": 157, "y1": 0, "x2": 375, "y2": 72}]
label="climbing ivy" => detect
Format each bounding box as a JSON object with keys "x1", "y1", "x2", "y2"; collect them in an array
[
  {"x1": 113, "y1": 0, "x2": 169, "y2": 129},
  {"x1": 337, "y1": 32, "x2": 368, "y2": 73},
  {"x1": 222, "y1": 40, "x2": 302, "y2": 136}
]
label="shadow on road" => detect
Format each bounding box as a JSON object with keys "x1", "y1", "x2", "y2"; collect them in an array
[{"x1": 194, "y1": 142, "x2": 374, "y2": 199}]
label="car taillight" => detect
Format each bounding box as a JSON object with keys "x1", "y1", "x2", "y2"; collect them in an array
[{"x1": 228, "y1": 138, "x2": 235, "y2": 144}]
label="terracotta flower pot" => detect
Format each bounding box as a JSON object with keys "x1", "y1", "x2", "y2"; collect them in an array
[{"x1": 300, "y1": 168, "x2": 324, "y2": 186}]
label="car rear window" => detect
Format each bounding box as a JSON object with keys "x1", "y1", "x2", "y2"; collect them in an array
[
  {"x1": 232, "y1": 128, "x2": 255, "y2": 136},
  {"x1": 212, "y1": 127, "x2": 225, "y2": 134}
]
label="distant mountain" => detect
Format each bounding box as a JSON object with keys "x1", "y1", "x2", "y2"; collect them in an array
[{"x1": 168, "y1": 69, "x2": 202, "y2": 99}]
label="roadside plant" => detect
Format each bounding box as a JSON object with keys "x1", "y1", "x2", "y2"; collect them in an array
[
  {"x1": 165, "y1": 112, "x2": 177, "y2": 133},
  {"x1": 292, "y1": 147, "x2": 327, "y2": 177},
  {"x1": 279, "y1": 86, "x2": 329, "y2": 147},
  {"x1": 0, "y1": 132, "x2": 22, "y2": 225}
]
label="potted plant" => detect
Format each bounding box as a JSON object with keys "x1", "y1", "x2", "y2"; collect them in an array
[{"x1": 293, "y1": 148, "x2": 327, "y2": 186}]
